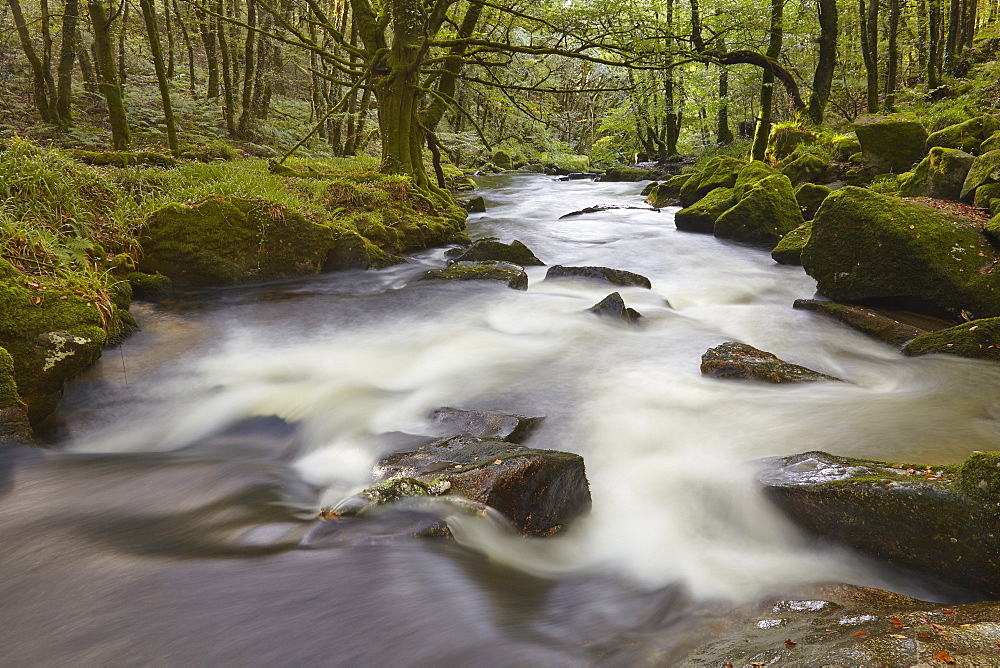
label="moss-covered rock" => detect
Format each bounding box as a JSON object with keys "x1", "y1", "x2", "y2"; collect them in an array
[
  {"x1": 421, "y1": 261, "x2": 528, "y2": 290},
  {"x1": 765, "y1": 124, "x2": 817, "y2": 163},
  {"x1": 759, "y1": 449, "x2": 1000, "y2": 596},
  {"x1": 714, "y1": 174, "x2": 804, "y2": 247},
  {"x1": 445, "y1": 238, "x2": 544, "y2": 266},
  {"x1": 0, "y1": 346, "x2": 32, "y2": 446},
  {"x1": 771, "y1": 222, "x2": 812, "y2": 265},
  {"x1": 601, "y1": 166, "x2": 656, "y2": 182},
  {"x1": 855, "y1": 119, "x2": 928, "y2": 173},
  {"x1": 903, "y1": 317, "x2": 1000, "y2": 361},
  {"x1": 832, "y1": 135, "x2": 862, "y2": 161},
  {"x1": 701, "y1": 341, "x2": 841, "y2": 382},
  {"x1": 545, "y1": 265, "x2": 652, "y2": 288},
  {"x1": 781, "y1": 152, "x2": 836, "y2": 185},
  {"x1": 801, "y1": 187, "x2": 1000, "y2": 318},
  {"x1": 960, "y1": 148, "x2": 1000, "y2": 201},
  {"x1": 983, "y1": 131, "x2": 1000, "y2": 154},
  {"x1": 792, "y1": 298, "x2": 951, "y2": 346},
  {"x1": 896, "y1": 156, "x2": 930, "y2": 197},
  {"x1": 0, "y1": 259, "x2": 106, "y2": 423},
  {"x1": 462, "y1": 196, "x2": 486, "y2": 213},
  {"x1": 491, "y1": 150, "x2": 514, "y2": 170},
  {"x1": 793, "y1": 182, "x2": 831, "y2": 221},
  {"x1": 640, "y1": 181, "x2": 659, "y2": 196},
  {"x1": 924, "y1": 146, "x2": 976, "y2": 200},
  {"x1": 72, "y1": 150, "x2": 177, "y2": 167},
  {"x1": 125, "y1": 272, "x2": 173, "y2": 301},
  {"x1": 733, "y1": 160, "x2": 777, "y2": 198},
  {"x1": 674, "y1": 187, "x2": 737, "y2": 233},
  {"x1": 678, "y1": 156, "x2": 745, "y2": 207},
  {"x1": 646, "y1": 174, "x2": 692, "y2": 207},
  {"x1": 139, "y1": 196, "x2": 342, "y2": 286},
  {"x1": 323, "y1": 229, "x2": 401, "y2": 271},
  {"x1": 926, "y1": 114, "x2": 1000, "y2": 154},
  {"x1": 974, "y1": 183, "x2": 1000, "y2": 210}
]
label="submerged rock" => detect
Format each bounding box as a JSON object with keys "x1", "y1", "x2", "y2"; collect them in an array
[
  {"x1": 373, "y1": 435, "x2": 591, "y2": 536},
  {"x1": 855, "y1": 119, "x2": 928, "y2": 173},
  {"x1": 559, "y1": 204, "x2": 658, "y2": 218},
  {"x1": 801, "y1": 187, "x2": 1000, "y2": 319},
  {"x1": 421, "y1": 261, "x2": 528, "y2": 290},
  {"x1": 903, "y1": 317, "x2": 1000, "y2": 361},
  {"x1": 587, "y1": 292, "x2": 642, "y2": 323},
  {"x1": 701, "y1": 342, "x2": 841, "y2": 383},
  {"x1": 714, "y1": 174, "x2": 804, "y2": 247},
  {"x1": 545, "y1": 265, "x2": 652, "y2": 289},
  {"x1": 759, "y1": 450, "x2": 1000, "y2": 596},
  {"x1": 445, "y1": 238, "x2": 544, "y2": 266},
  {"x1": 429, "y1": 407, "x2": 543, "y2": 443},
  {"x1": 793, "y1": 299, "x2": 951, "y2": 346},
  {"x1": 674, "y1": 187, "x2": 737, "y2": 233}
]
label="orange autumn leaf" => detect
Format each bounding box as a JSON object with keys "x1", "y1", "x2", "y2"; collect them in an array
[
  {"x1": 934, "y1": 650, "x2": 956, "y2": 664},
  {"x1": 942, "y1": 609, "x2": 954, "y2": 614},
  {"x1": 784, "y1": 639, "x2": 797, "y2": 647},
  {"x1": 852, "y1": 631, "x2": 867, "y2": 637},
  {"x1": 888, "y1": 617, "x2": 904, "y2": 628},
  {"x1": 921, "y1": 632, "x2": 933, "y2": 638}
]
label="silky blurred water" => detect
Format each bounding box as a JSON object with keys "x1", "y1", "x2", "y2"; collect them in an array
[{"x1": 3, "y1": 173, "x2": 1000, "y2": 665}]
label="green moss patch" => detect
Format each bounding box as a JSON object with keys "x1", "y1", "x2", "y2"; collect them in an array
[
  {"x1": 714, "y1": 174, "x2": 804, "y2": 247},
  {"x1": 903, "y1": 317, "x2": 1000, "y2": 362}
]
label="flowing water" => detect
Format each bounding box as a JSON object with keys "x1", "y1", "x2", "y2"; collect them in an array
[{"x1": 4, "y1": 173, "x2": 1000, "y2": 665}]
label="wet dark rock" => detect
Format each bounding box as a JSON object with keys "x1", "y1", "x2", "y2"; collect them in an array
[
  {"x1": 587, "y1": 292, "x2": 642, "y2": 323},
  {"x1": 463, "y1": 196, "x2": 486, "y2": 213},
  {"x1": 429, "y1": 407, "x2": 543, "y2": 443},
  {"x1": 701, "y1": 342, "x2": 841, "y2": 383},
  {"x1": 903, "y1": 317, "x2": 1000, "y2": 361},
  {"x1": 445, "y1": 238, "x2": 544, "y2": 266},
  {"x1": 801, "y1": 187, "x2": 1000, "y2": 319},
  {"x1": 566, "y1": 173, "x2": 598, "y2": 180},
  {"x1": 372, "y1": 435, "x2": 591, "y2": 536},
  {"x1": 793, "y1": 299, "x2": 952, "y2": 346},
  {"x1": 855, "y1": 119, "x2": 928, "y2": 173},
  {"x1": 558, "y1": 204, "x2": 659, "y2": 218},
  {"x1": 758, "y1": 450, "x2": 1000, "y2": 596},
  {"x1": 600, "y1": 166, "x2": 656, "y2": 182},
  {"x1": 545, "y1": 265, "x2": 652, "y2": 289},
  {"x1": 421, "y1": 261, "x2": 528, "y2": 290},
  {"x1": 680, "y1": 583, "x2": 1000, "y2": 667}
]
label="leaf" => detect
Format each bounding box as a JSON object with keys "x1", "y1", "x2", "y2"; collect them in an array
[
  {"x1": 888, "y1": 617, "x2": 904, "y2": 628},
  {"x1": 934, "y1": 650, "x2": 956, "y2": 664},
  {"x1": 852, "y1": 631, "x2": 867, "y2": 637},
  {"x1": 921, "y1": 632, "x2": 933, "y2": 638},
  {"x1": 784, "y1": 639, "x2": 797, "y2": 647},
  {"x1": 942, "y1": 609, "x2": 955, "y2": 614}
]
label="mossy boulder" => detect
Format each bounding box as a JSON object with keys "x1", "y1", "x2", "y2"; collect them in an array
[
  {"x1": 420, "y1": 261, "x2": 528, "y2": 290},
  {"x1": 801, "y1": 187, "x2": 1000, "y2": 318},
  {"x1": 733, "y1": 160, "x2": 777, "y2": 197},
  {"x1": 646, "y1": 173, "x2": 691, "y2": 206},
  {"x1": 903, "y1": 317, "x2": 1000, "y2": 361},
  {"x1": 924, "y1": 147, "x2": 976, "y2": 200},
  {"x1": 640, "y1": 181, "x2": 659, "y2": 197},
  {"x1": 678, "y1": 156, "x2": 745, "y2": 207},
  {"x1": 855, "y1": 119, "x2": 928, "y2": 173},
  {"x1": 793, "y1": 182, "x2": 831, "y2": 221},
  {"x1": 445, "y1": 238, "x2": 544, "y2": 266},
  {"x1": 781, "y1": 152, "x2": 836, "y2": 185},
  {"x1": 974, "y1": 183, "x2": 1000, "y2": 210},
  {"x1": 0, "y1": 259, "x2": 106, "y2": 424},
  {"x1": 982, "y1": 131, "x2": 1000, "y2": 154},
  {"x1": 373, "y1": 435, "x2": 591, "y2": 536},
  {"x1": 545, "y1": 265, "x2": 651, "y2": 288},
  {"x1": 139, "y1": 196, "x2": 345, "y2": 286},
  {"x1": 765, "y1": 125, "x2": 816, "y2": 163},
  {"x1": 125, "y1": 272, "x2": 172, "y2": 301},
  {"x1": 674, "y1": 187, "x2": 737, "y2": 233},
  {"x1": 491, "y1": 150, "x2": 514, "y2": 170},
  {"x1": 832, "y1": 135, "x2": 862, "y2": 161},
  {"x1": 960, "y1": 148, "x2": 1000, "y2": 201},
  {"x1": 714, "y1": 174, "x2": 804, "y2": 247},
  {"x1": 71, "y1": 150, "x2": 177, "y2": 167},
  {"x1": 759, "y1": 450, "x2": 1000, "y2": 596},
  {"x1": 463, "y1": 196, "x2": 486, "y2": 213},
  {"x1": 701, "y1": 342, "x2": 840, "y2": 382},
  {"x1": 0, "y1": 346, "x2": 32, "y2": 446},
  {"x1": 793, "y1": 298, "x2": 951, "y2": 346},
  {"x1": 601, "y1": 166, "x2": 656, "y2": 182},
  {"x1": 771, "y1": 222, "x2": 812, "y2": 265},
  {"x1": 323, "y1": 229, "x2": 400, "y2": 271},
  {"x1": 896, "y1": 157, "x2": 930, "y2": 197},
  {"x1": 926, "y1": 115, "x2": 1000, "y2": 154}
]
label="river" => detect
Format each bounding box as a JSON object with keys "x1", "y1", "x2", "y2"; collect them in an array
[{"x1": 3, "y1": 173, "x2": 1000, "y2": 664}]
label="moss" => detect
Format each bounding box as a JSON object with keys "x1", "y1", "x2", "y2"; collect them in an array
[
  {"x1": 974, "y1": 183, "x2": 1000, "y2": 209},
  {"x1": 855, "y1": 120, "x2": 928, "y2": 173},
  {"x1": 897, "y1": 157, "x2": 930, "y2": 197},
  {"x1": 126, "y1": 271, "x2": 173, "y2": 301},
  {"x1": 733, "y1": 160, "x2": 777, "y2": 198},
  {"x1": 960, "y1": 149, "x2": 1000, "y2": 201},
  {"x1": 72, "y1": 150, "x2": 177, "y2": 167},
  {"x1": 983, "y1": 131, "x2": 1000, "y2": 154},
  {"x1": 601, "y1": 166, "x2": 656, "y2": 182},
  {"x1": 771, "y1": 222, "x2": 813, "y2": 265},
  {"x1": 714, "y1": 174, "x2": 804, "y2": 247},
  {"x1": 0, "y1": 347, "x2": 23, "y2": 411},
  {"x1": 903, "y1": 317, "x2": 1000, "y2": 361},
  {"x1": 674, "y1": 187, "x2": 737, "y2": 233},
  {"x1": 492, "y1": 150, "x2": 514, "y2": 170},
  {"x1": 647, "y1": 173, "x2": 691, "y2": 206},
  {"x1": 781, "y1": 153, "x2": 836, "y2": 186},
  {"x1": 765, "y1": 124, "x2": 817, "y2": 163},
  {"x1": 640, "y1": 181, "x2": 659, "y2": 197},
  {"x1": 925, "y1": 147, "x2": 976, "y2": 200},
  {"x1": 793, "y1": 183, "x2": 831, "y2": 221},
  {"x1": 421, "y1": 261, "x2": 528, "y2": 290},
  {"x1": 678, "y1": 156, "x2": 745, "y2": 207},
  {"x1": 801, "y1": 187, "x2": 1000, "y2": 318},
  {"x1": 833, "y1": 136, "x2": 862, "y2": 161},
  {"x1": 324, "y1": 228, "x2": 402, "y2": 271},
  {"x1": 926, "y1": 115, "x2": 1000, "y2": 155},
  {"x1": 958, "y1": 451, "x2": 1000, "y2": 501}
]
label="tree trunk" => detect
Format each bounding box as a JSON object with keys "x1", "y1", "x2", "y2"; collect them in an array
[
  {"x1": 216, "y1": 1, "x2": 236, "y2": 136},
  {"x1": 87, "y1": 0, "x2": 131, "y2": 149},
  {"x1": 75, "y1": 27, "x2": 97, "y2": 92},
  {"x1": 751, "y1": 0, "x2": 783, "y2": 161},
  {"x1": 171, "y1": 0, "x2": 197, "y2": 96},
  {"x1": 236, "y1": 0, "x2": 256, "y2": 138},
  {"x1": 197, "y1": 9, "x2": 220, "y2": 98},
  {"x1": 8, "y1": 0, "x2": 58, "y2": 122},
  {"x1": 138, "y1": 0, "x2": 178, "y2": 155},
  {"x1": 56, "y1": 0, "x2": 79, "y2": 123},
  {"x1": 163, "y1": 0, "x2": 174, "y2": 78},
  {"x1": 859, "y1": 0, "x2": 880, "y2": 112},
  {"x1": 884, "y1": 0, "x2": 900, "y2": 110},
  {"x1": 807, "y1": 0, "x2": 837, "y2": 124},
  {"x1": 928, "y1": 0, "x2": 942, "y2": 88},
  {"x1": 117, "y1": 0, "x2": 127, "y2": 84},
  {"x1": 716, "y1": 30, "x2": 733, "y2": 145},
  {"x1": 945, "y1": 0, "x2": 962, "y2": 72}
]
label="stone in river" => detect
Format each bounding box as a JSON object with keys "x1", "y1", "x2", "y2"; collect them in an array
[
  {"x1": 545, "y1": 265, "x2": 652, "y2": 289},
  {"x1": 700, "y1": 342, "x2": 841, "y2": 383},
  {"x1": 429, "y1": 407, "x2": 543, "y2": 443},
  {"x1": 587, "y1": 292, "x2": 642, "y2": 323}
]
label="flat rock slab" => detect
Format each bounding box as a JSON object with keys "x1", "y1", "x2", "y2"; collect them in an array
[
  {"x1": 373, "y1": 435, "x2": 591, "y2": 536},
  {"x1": 793, "y1": 299, "x2": 953, "y2": 346},
  {"x1": 445, "y1": 238, "x2": 544, "y2": 266},
  {"x1": 701, "y1": 342, "x2": 841, "y2": 383},
  {"x1": 545, "y1": 265, "x2": 652, "y2": 289},
  {"x1": 420, "y1": 261, "x2": 528, "y2": 290},
  {"x1": 429, "y1": 407, "x2": 543, "y2": 443},
  {"x1": 558, "y1": 204, "x2": 658, "y2": 218},
  {"x1": 587, "y1": 292, "x2": 642, "y2": 323},
  {"x1": 758, "y1": 450, "x2": 1000, "y2": 596}
]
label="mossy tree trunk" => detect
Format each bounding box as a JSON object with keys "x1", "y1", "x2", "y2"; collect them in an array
[
  {"x1": 884, "y1": 0, "x2": 900, "y2": 111},
  {"x1": 87, "y1": 0, "x2": 131, "y2": 150},
  {"x1": 751, "y1": 0, "x2": 783, "y2": 161},
  {"x1": 715, "y1": 30, "x2": 733, "y2": 146},
  {"x1": 8, "y1": 0, "x2": 58, "y2": 123},
  {"x1": 196, "y1": 9, "x2": 220, "y2": 98},
  {"x1": 56, "y1": 0, "x2": 79, "y2": 124},
  {"x1": 138, "y1": 0, "x2": 179, "y2": 155},
  {"x1": 859, "y1": 0, "x2": 879, "y2": 112},
  {"x1": 807, "y1": 0, "x2": 837, "y2": 125},
  {"x1": 928, "y1": 0, "x2": 943, "y2": 88}
]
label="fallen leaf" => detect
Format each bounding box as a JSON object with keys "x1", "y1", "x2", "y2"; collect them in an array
[
  {"x1": 853, "y1": 631, "x2": 867, "y2": 637},
  {"x1": 784, "y1": 639, "x2": 797, "y2": 647},
  {"x1": 932, "y1": 623, "x2": 945, "y2": 630},
  {"x1": 30, "y1": 296, "x2": 42, "y2": 305},
  {"x1": 889, "y1": 617, "x2": 904, "y2": 628},
  {"x1": 921, "y1": 632, "x2": 933, "y2": 638},
  {"x1": 723, "y1": 664, "x2": 733, "y2": 668},
  {"x1": 942, "y1": 609, "x2": 954, "y2": 614},
  {"x1": 934, "y1": 650, "x2": 956, "y2": 664},
  {"x1": 493, "y1": 459, "x2": 503, "y2": 464},
  {"x1": 940, "y1": 632, "x2": 952, "y2": 637},
  {"x1": 889, "y1": 633, "x2": 907, "y2": 638}
]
